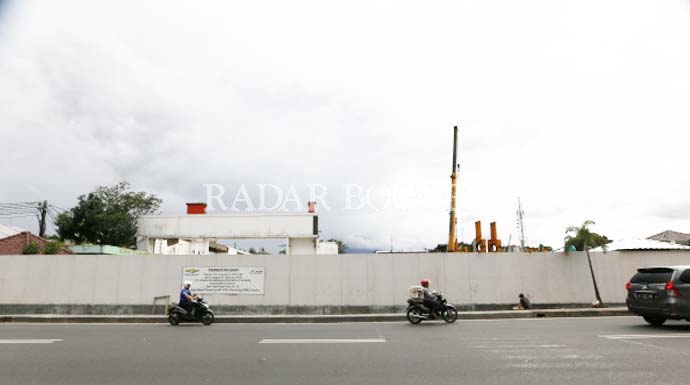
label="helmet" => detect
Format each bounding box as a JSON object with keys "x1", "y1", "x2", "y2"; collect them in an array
[
  {"x1": 420, "y1": 279, "x2": 429, "y2": 288},
  {"x1": 184, "y1": 281, "x2": 192, "y2": 287}
]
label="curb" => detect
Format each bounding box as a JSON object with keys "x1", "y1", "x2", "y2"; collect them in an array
[{"x1": 0, "y1": 308, "x2": 631, "y2": 324}]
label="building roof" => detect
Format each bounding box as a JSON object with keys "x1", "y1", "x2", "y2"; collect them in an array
[
  {"x1": 0, "y1": 231, "x2": 71, "y2": 255},
  {"x1": 590, "y1": 238, "x2": 690, "y2": 252},
  {"x1": 0, "y1": 224, "x2": 24, "y2": 239},
  {"x1": 647, "y1": 230, "x2": 690, "y2": 245}
]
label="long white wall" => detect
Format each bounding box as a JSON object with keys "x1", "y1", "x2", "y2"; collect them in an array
[{"x1": 1, "y1": 251, "x2": 689, "y2": 306}]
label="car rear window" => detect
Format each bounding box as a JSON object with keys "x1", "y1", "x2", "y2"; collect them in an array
[
  {"x1": 679, "y1": 270, "x2": 690, "y2": 284},
  {"x1": 631, "y1": 268, "x2": 674, "y2": 284}
]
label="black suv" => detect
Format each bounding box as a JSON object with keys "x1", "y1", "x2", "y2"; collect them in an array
[{"x1": 626, "y1": 266, "x2": 690, "y2": 326}]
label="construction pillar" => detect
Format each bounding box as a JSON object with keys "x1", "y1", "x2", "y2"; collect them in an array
[
  {"x1": 474, "y1": 221, "x2": 487, "y2": 253},
  {"x1": 487, "y1": 221, "x2": 502, "y2": 252}
]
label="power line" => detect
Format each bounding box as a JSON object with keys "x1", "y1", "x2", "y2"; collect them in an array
[
  {"x1": 0, "y1": 201, "x2": 65, "y2": 237},
  {"x1": 0, "y1": 211, "x2": 37, "y2": 216},
  {"x1": 0, "y1": 214, "x2": 36, "y2": 218}
]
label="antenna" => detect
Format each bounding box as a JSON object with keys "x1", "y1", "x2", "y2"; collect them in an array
[{"x1": 517, "y1": 197, "x2": 526, "y2": 251}]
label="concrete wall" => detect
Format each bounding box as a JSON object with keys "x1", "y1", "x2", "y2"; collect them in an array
[
  {"x1": 288, "y1": 237, "x2": 317, "y2": 256},
  {"x1": 1, "y1": 251, "x2": 689, "y2": 312}
]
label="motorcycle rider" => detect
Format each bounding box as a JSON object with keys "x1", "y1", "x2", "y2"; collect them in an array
[
  {"x1": 179, "y1": 281, "x2": 196, "y2": 315},
  {"x1": 421, "y1": 279, "x2": 440, "y2": 317}
]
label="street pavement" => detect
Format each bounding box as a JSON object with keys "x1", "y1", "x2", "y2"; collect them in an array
[{"x1": 1, "y1": 317, "x2": 689, "y2": 385}]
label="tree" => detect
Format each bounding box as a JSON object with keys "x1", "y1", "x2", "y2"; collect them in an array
[
  {"x1": 564, "y1": 222, "x2": 610, "y2": 251},
  {"x1": 22, "y1": 242, "x2": 41, "y2": 254},
  {"x1": 56, "y1": 182, "x2": 161, "y2": 248},
  {"x1": 565, "y1": 220, "x2": 608, "y2": 307},
  {"x1": 327, "y1": 239, "x2": 348, "y2": 254},
  {"x1": 43, "y1": 241, "x2": 64, "y2": 255}
]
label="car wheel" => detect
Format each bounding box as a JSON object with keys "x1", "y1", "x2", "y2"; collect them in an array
[{"x1": 643, "y1": 316, "x2": 666, "y2": 326}]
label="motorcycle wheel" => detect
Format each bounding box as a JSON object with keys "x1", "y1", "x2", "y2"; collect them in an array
[
  {"x1": 442, "y1": 308, "x2": 458, "y2": 323},
  {"x1": 168, "y1": 312, "x2": 180, "y2": 326},
  {"x1": 201, "y1": 312, "x2": 214, "y2": 326},
  {"x1": 406, "y1": 307, "x2": 423, "y2": 324}
]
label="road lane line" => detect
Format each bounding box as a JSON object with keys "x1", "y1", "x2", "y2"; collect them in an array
[
  {"x1": 601, "y1": 334, "x2": 690, "y2": 340},
  {"x1": 472, "y1": 344, "x2": 567, "y2": 349},
  {"x1": 259, "y1": 338, "x2": 386, "y2": 344},
  {"x1": 0, "y1": 339, "x2": 62, "y2": 344}
]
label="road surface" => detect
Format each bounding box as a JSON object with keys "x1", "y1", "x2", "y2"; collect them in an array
[{"x1": 2, "y1": 317, "x2": 689, "y2": 385}]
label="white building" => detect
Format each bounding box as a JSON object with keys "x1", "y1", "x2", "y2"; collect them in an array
[{"x1": 137, "y1": 203, "x2": 337, "y2": 255}]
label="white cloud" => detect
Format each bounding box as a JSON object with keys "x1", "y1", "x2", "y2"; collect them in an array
[{"x1": 1, "y1": 0, "x2": 689, "y2": 250}]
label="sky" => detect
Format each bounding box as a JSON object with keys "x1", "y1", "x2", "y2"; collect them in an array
[{"x1": 1, "y1": 0, "x2": 689, "y2": 251}]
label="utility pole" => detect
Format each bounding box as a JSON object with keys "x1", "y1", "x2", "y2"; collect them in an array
[
  {"x1": 37, "y1": 200, "x2": 48, "y2": 238},
  {"x1": 517, "y1": 197, "x2": 526, "y2": 251},
  {"x1": 447, "y1": 126, "x2": 459, "y2": 252}
]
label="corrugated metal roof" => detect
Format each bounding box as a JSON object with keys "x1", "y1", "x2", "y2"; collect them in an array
[
  {"x1": 647, "y1": 230, "x2": 690, "y2": 244},
  {"x1": 590, "y1": 238, "x2": 690, "y2": 252},
  {"x1": 0, "y1": 224, "x2": 23, "y2": 239}
]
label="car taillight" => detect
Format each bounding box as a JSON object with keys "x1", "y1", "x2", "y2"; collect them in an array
[
  {"x1": 665, "y1": 281, "x2": 681, "y2": 297},
  {"x1": 625, "y1": 281, "x2": 631, "y2": 291}
]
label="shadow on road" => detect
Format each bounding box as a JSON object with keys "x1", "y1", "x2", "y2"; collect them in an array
[{"x1": 404, "y1": 322, "x2": 453, "y2": 328}]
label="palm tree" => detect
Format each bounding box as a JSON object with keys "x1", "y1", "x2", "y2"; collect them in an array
[{"x1": 565, "y1": 220, "x2": 604, "y2": 307}]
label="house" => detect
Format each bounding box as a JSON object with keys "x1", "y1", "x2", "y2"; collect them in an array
[
  {"x1": 0, "y1": 231, "x2": 71, "y2": 255},
  {"x1": 647, "y1": 230, "x2": 690, "y2": 246}
]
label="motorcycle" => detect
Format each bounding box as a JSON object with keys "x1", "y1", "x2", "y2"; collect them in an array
[
  {"x1": 406, "y1": 289, "x2": 458, "y2": 324},
  {"x1": 168, "y1": 296, "x2": 215, "y2": 326}
]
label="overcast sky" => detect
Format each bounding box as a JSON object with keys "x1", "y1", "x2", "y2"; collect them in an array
[{"x1": 1, "y1": 0, "x2": 689, "y2": 251}]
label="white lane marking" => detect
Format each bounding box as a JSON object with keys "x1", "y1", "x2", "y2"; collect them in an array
[
  {"x1": 472, "y1": 344, "x2": 567, "y2": 349},
  {"x1": 604, "y1": 336, "x2": 690, "y2": 357},
  {"x1": 463, "y1": 316, "x2": 636, "y2": 322},
  {"x1": 0, "y1": 339, "x2": 62, "y2": 344},
  {"x1": 259, "y1": 338, "x2": 386, "y2": 344},
  {"x1": 601, "y1": 334, "x2": 690, "y2": 340}
]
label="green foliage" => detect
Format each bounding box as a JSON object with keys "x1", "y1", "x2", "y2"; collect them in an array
[
  {"x1": 564, "y1": 220, "x2": 610, "y2": 251},
  {"x1": 327, "y1": 239, "x2": 349, "y2": 254},
  {"x1": 42, "y1": 240, "x2": 63, "y2": 255},
  {"x1": 56, "y1": 181, "x2": 161, "y2": 248},
  {"x1": 22, "y1": 242, "x2": 41, "y2": 255},
  {"x1": 564, "y1": 220, "x2": 606, "y2": 306}
]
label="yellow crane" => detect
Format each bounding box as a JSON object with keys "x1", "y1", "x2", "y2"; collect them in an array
[{"x1": 447, "y1": 126, "x2": 459, "y2": 252}]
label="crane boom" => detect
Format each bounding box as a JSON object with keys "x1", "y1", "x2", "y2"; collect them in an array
[{"x1": 447, "y1": 126, "x2": 459, "y2": 252}]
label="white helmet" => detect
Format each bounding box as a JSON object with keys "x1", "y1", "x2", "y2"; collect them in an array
[{"x1": 184, "y1": 281, "x2": 192, "y2": 287}]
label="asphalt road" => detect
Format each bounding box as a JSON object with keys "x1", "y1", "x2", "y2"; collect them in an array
[{"x1": 2, "y1": 317, "x2": 690, "y2": 385}]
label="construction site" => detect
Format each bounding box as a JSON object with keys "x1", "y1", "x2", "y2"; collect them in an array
[{"x1": 432, "y1": 126, "x2": 545, "y2": 254}]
